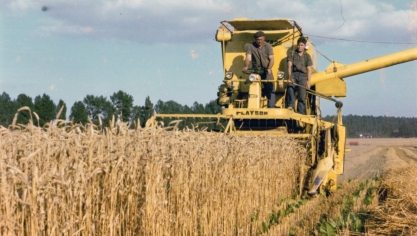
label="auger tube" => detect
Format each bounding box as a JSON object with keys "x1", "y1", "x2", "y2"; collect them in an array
[{"x1": 311, "y1": 46, "x2": 417, "y2": 85}]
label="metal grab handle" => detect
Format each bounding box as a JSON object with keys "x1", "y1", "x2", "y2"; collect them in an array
[{"x1": 288, "y1": 81, "x2": 342, "y2": 107}]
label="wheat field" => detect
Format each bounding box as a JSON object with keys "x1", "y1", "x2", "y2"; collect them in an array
[
  {"x1": 2, "y1": 110, "x2": 417, "y2": 235},
  {"x1": 0, "y1": 117, "x2": 307, "y2": 235}
]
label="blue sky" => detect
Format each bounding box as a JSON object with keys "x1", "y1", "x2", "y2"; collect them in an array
[{"x1": 1, "y1": 0, "x2": 417, "y2": 117}]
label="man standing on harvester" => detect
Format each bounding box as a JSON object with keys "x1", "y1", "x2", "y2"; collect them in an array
[
  {"x1": 243, "y1": 31, "x2": 274, "y2": 107},
  {"x1": 287, "y1": 37, "x2": 313, "y2": 114}
]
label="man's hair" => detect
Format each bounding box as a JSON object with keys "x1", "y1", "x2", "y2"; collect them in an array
[
  {"x1": 297, "y1": 37, "x2": 307, "y2": 45},
  {"x1": 254, "y1": 31, "x2": 265, "y2": 38}
]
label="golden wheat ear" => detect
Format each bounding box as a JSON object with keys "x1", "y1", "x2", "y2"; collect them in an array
[
  {"x1": 11, "y1": 106, "x2": 33, "y2": 128},
  {"x1": 56, "y1": 105, "x2": 65, "y2": 119},
  {"x1": 32, "y1": 112, "x2": 40, "y2": 127}
]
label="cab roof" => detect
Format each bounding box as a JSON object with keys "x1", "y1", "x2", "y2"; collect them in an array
[{"x1": 223, "y1": 18, "x2": 296, "y2": 31}]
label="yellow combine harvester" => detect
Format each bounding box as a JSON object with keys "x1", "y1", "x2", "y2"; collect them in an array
[{"x1": 147, "y1": 18, "x2": 417, "y2": 194}]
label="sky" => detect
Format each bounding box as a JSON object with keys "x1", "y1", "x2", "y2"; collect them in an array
[{"x1": 1, "y1": 0, "x2": 417, "y2": 117}]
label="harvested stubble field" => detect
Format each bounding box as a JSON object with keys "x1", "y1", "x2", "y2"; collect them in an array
[
  {"x1": 1, "y1": 118, "x2": 417, "y2": 235},
  {"x1": 343, "y1": 138, "x2": 417, "y2": 235},
  {"x1": 342, "y1": 138, "x2": 417, "y2": 181}
]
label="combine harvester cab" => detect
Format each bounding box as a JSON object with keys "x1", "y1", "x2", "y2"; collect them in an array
[{"x1": 148, "y1": 18, "x2": 417, "y2": 194}]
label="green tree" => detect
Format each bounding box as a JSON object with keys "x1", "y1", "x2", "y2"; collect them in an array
[
  {"x1": 130, "y1": 105, "x2": 143, "y2": 128},
  {"x1": 33, "y1": 94, "x2": 56, "y2": 127},
  {"x1": 141, "y1": 96, "x2": 154, "y2": 127},
  {"x1": 191, "y1": 101, "x2": 206, "y2": 127},
  {"x1": 110, "y1": 90, "x2": 133, "y2": 122},
  {"x1": 56, "y1": 99, "x2": 67, "y2": 120},
  {"x1": 154, "y1": 100, "x2": 184, "y2": 127},
  {"x1": 182, "y1": 105, "x2": 193, "y2": 114},
  {"x1": 323, "y1": 115, "x2": 417, "y2": 138},
  {"x1": 15, "y1": 94, "x2": 34, "y2": 125},
  {"x1": 0, "y1": 92, "x2": 16, "y2": 126},
  {"x1": 83, "y1": 95, "x2": 114, "y2": 126},
  {"x1": 155, "y1": 100, "x2": 178, "y2": 114},
  {"x1": 191, "y1": 101, "x2": 205, "y2": 114},
  {"x1": 152, "y1": 99, "x2": 222, "y2": 130},
  {"x1": 204, "y1": 99, "x2": 222, "y2": 114},
  {"x1": 399, "y1": 118, "x2": 415, "y2": 138},
  {"x1": 69, "y1": 101, "x2": 88, "y2": 125},
  {"x1": 204, "y1": 99, "x2": 223, "y2": 130}
]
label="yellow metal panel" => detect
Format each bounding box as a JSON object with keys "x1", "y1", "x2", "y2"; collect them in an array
[
  {"x1": 248, "y1": 82, "x2": 262, "y2": 108},
  {"x1": 219, "y1": 108, "x2": 318, "y2": 127},
  {"x1": 226, "y1": 19, "x2": 294, "y2": 31},
  {"x1": 155, "y1": 114, "x2": 229, "y2": 119},
  {"x1": 315, "y1": 78, "x2": 347, "y2": 97},
  {"x1": 326, "y1": 170, "x2": 338, "y2": 192},
  {"x1": 216, "y1": 26, "x2": 232, "y2": 41},
  {"x1": 334, "y1": 125, "x2": 346, "y2": 175}
]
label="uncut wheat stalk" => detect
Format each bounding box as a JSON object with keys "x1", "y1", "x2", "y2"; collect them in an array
[{"x1": 1, "y1": 117, "x2": 306, "y2": 235}]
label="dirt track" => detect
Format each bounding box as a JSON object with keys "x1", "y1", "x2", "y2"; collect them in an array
[{"x1": 340, "y1": 138, "x2": 417, "y2": 182}]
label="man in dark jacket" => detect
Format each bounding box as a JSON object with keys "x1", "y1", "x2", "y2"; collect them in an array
[
  {"x1": 243, "y1": 31, "x2": 275, "y2": 107},
  {"x1": 287, "y1": 37, "x2": 313, "y2": 114}
]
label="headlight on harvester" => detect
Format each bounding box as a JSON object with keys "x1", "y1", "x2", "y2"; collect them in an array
[
  {"x1": 249, "y1": 74, "x2": 258, "y2": 82},
  {"x1": 277, "y1": 71, "x2": 285, "y2": 80},
  {"x1": 225, "y1": 71, "x2": 233, "y2": 80}
]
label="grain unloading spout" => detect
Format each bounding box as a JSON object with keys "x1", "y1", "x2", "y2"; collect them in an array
[{"x1": 312, "y1": 46, "x2": 417, "y2": 97}]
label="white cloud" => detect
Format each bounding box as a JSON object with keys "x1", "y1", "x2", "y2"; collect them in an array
[
  {"x1": 190, "y1": 49, "x2": 198, "y2": 59},
  {"x1": 7, "y1": 0, "x2": 34, "y2": 11},
  {"x1": 3, "y1": 0, "x2": 417, "y2": 45}
]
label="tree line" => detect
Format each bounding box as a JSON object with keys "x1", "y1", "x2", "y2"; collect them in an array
[
  {"x1": 323, "y1": 114, "x2": 417, "y2": 138},
  {"x1": 0, "y1": 91, "x2": 222, "y2": 128},
  {"x1": 1, "y1": 91, "x2": 416, "y2": 136}
]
